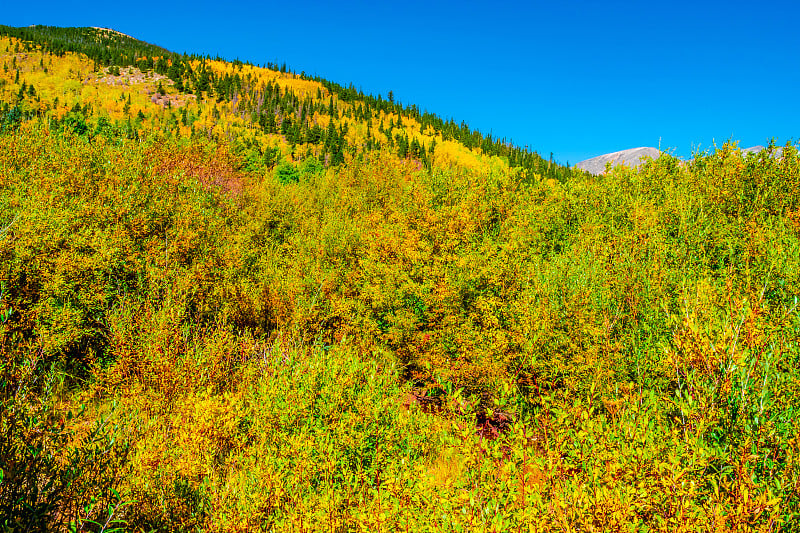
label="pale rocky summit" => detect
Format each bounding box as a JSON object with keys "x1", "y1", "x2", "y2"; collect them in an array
[
  {"x1": 576, "y1": 145, "x2": 780, "y2": 175},
  {"x1": 741, "y1": 145, "x2": 764, "y2": 155},
  {"x1": 739, "y1": 145, "x2": 784, "y2": 157},
  {"x1": 576, "y1": 147, "x2": 661, "y2": 175}
]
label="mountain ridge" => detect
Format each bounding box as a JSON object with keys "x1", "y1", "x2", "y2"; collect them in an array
[
  {"x1": 575, "y1": 147, "x2": 661, "y2": 175},
  {"x1": 0, "y1": 25, "x2": 583, "y2": 182},
  {"x1": 576, "y1": 144, "x2": 780, "y2": 174}
]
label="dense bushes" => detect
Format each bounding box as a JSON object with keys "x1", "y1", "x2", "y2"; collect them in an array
[
  {"x1": 1, "y1": 121, "x2": 799, "y2": 529},
  {"x1": 0, "y1": 347, "x2": 128, "y2": 531}
]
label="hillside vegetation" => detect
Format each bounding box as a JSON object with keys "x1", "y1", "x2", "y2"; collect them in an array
[{"x1": 1, "y1": 28, "x2": 799, "y2": 531}]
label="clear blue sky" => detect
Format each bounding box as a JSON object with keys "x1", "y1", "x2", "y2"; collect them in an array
[{"x1": 5, "y1": 1, "x2": 799, "y2": 164}]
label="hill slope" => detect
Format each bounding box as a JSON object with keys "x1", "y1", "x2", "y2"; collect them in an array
[{"x1": 0, "y1": 25, "x2": 583, "y2": 182}]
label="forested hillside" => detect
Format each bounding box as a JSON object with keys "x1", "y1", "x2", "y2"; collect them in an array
[
  {"x1": 0, "y1": 25, "x2": 580, "y2": 181},
  {"x1": 1, "y1": 27, "x2": 798, "y2": 531}
]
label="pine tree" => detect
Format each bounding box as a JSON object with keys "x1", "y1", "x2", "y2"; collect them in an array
[{"x1": 395, "y1": 134, "x2": 407, "y2": 158}]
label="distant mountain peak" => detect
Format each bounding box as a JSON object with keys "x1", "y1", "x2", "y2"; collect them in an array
[
  {"x1": 576, "y1": 147, "x2": 660, "y2": 175},
  {"x1": 577, "y1": 144, "x2": 781, "y2": 175}
]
